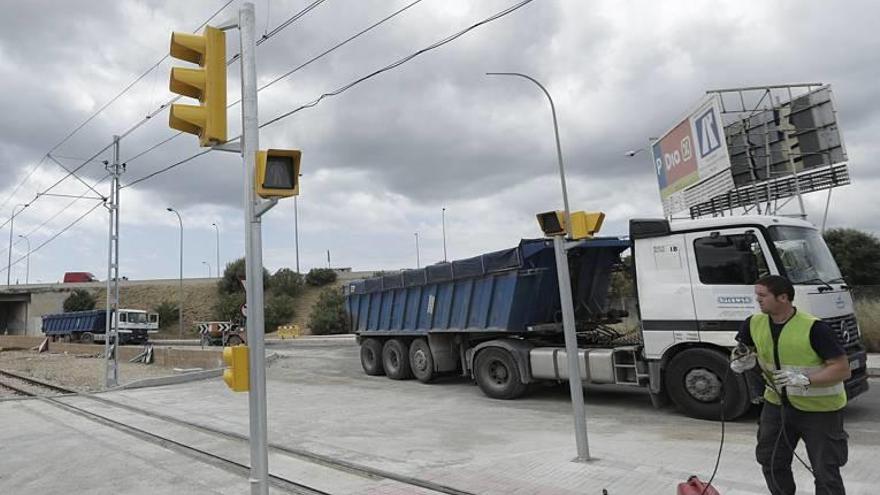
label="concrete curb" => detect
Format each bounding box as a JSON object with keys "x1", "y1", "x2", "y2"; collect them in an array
[{"x1": 119, "y1": 368, "x2": 223, "y2": 390}]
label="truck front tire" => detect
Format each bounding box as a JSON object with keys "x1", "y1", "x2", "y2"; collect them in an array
[
  {"x1": 382, "y1": 339, "x2": 413, "y2": 380},
  {"x1": 665, "y1": 348, "x2": 751, "y2": 420},
  {"x1": 360, "y1": 338, "x2": 385, "y2": 376},
  {"x1": 474, "y1": 347, "x2": 528, "y2": 400}
]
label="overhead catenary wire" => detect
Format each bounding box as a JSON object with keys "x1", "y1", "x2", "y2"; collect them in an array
[
  {"x1": 0, "y1": 0, "x2": 237, "y2": 221},
  {"x1": 0, "y1": 200, "x2": 105, "y2": 275},
  {"x1": 122, "y1": 0, "x2": 533, "y2": 187},
  {"x1": 0, "y1": 174, "x2": 111, "y2": 261},
  {"x1": 119, "y1": 0, "x2": 332, "y2": 156}
]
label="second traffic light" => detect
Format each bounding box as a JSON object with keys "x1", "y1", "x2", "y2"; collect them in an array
[
  {"x1": 223, "y1": 345, "x2": 249, "y2": 392},
  {"x1": 536, "y1": 210, "x2": 605, "y2": 239},
  {"x1": 168, "y1": 26, "x2": 227, "y2": 147},
  {"x1": 255, "y1": 149, "x2": 301, "y2": 199}
]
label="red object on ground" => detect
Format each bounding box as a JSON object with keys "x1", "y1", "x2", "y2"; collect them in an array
[
  {"x1": 63, "y1": 272, "x2": 97, "y2": 283},
  {"x1": 676, "y1": 476, "x2": 720, "y2": 495}
]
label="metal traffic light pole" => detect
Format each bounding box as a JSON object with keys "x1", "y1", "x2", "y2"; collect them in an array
[{"x1": 237, "y1": 3, "x2": 273, "y2": 493}]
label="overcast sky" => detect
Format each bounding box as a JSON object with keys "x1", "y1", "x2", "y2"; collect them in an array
[{"x1": 0, "y1": 0, "x2": 877, "y2": 284}]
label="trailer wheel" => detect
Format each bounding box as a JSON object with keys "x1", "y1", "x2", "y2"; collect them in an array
[
  {"x1": 382, "y1": 339, "x2": 413, "y2": 380},
  {"x1": 409, "y1": 338, "x2": 434, "y2": 383},
  {"x1": 474, "y1": 347, "x2": 528, "y2": 400},
  {"x1": 81, "y1": 332, "x2": 94, "y2": 344},
  {"x1": 665, "y1": 348, "x2": 751, "y2": 420},
  {"x1": 360, "y1": 338, "x2": 385, "y2": 376}
]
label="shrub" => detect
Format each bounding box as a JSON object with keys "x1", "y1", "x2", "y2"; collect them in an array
[
  {"x1": 63, "y1": 289, "x2": 96, "y2": 312},
  {"x1": 213, "y1": 291, "x2": 246, "y2": 324},
  {"x1": 306, "y1": 268, "x2": 337, "y2": 286},
  {"x1": 856, "y1": 298, "x2": 880, "y2": 352},
  {"x1": 269, "y1": 268, "x2": 304, "y2": 297},
  {"x1": 265, "y1": 294, "x2": 296, "y2": 333},
  {"x1": 309, "y1": 287, "x2": 349, "y2": 335},
  {"x1": 153, "y1": 301, "x2": 179, "y2": 329},
  {"x1": 218, "y1": 257, "x2": 269, "y2": 294}
]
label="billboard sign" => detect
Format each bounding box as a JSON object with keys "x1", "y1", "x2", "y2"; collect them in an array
[{"x1": 652, "y1": 95, "x2": 734, "y2": 216}]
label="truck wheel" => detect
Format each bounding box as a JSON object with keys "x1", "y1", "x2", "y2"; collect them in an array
[
  {"x1": 474, "y1": 347, "x2": 528, "y2": 400},
  {"x1": 665, "y1": 348, "x2": 751, "y2": 420},
  {"x1": 409, "y1": 338, "x2": 434, "y2": 383},
  {"x1": 81, "y1": 333, "x2": 94, "y2": 344},
  {"x1": 360, "y1": 338, "x2": 385, "y2": 376},
  {"x1": 382, "y1": 339, "x2": 413, "y2": 380},
  {"x1": 225, "y1": 335, "x2": 244, "y2": 346}
]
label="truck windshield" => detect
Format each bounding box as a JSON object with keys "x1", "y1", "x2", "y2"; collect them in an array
[
  {"x1": 768, "y1": 226, "x2": 843, "y2": 284},
  {"x1": 128, "y1": 313, "x2": 148, "y2": 324}
]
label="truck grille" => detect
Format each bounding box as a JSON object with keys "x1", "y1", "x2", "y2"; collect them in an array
[{"x1": 822, "y1": 314, "x2": 860, "y2": 348}]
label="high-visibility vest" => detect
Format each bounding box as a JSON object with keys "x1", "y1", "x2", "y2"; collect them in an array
[{"x1": 750, "y1": 311, "x2": 846, "y2": 412}]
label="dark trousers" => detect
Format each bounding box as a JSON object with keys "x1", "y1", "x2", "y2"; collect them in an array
[{"x1": 756, "y1": 403, "x2": 848, "y2": 495}]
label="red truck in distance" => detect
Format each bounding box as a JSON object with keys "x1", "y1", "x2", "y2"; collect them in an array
[{"x1": 63, "y1": 272, "x2": 97, "y2": 283}]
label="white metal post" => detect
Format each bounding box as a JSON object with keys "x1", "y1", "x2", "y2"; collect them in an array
[
  {"x1": 294, "y1": 197, "x2": 300, "y2": 273},
  {"x1": 212, "y1": 222, "x2": 221, "y2": 276},
  {"x1": 239, "y1": 3, "x2": 270, "y2": 494},
  {"x1": 441, "y1": 207, "x2": 447, "y2": 262}
]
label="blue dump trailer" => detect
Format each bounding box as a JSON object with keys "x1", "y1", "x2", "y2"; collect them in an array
[
  {"x1": 346, "y1": 237, "x2": 630, "y2": 400},
  {"x1": 42, "y1": 309, "x2": 152, "y2": 345},
  {"x1": 345, "y1": 215, "x2": 869, "y2": 420}
]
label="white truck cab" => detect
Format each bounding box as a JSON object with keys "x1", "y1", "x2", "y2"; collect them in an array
[{"x1": 631, "y1": 215, "x2": 868, "y2": 418}]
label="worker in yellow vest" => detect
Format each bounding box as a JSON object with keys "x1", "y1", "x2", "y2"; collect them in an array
[{"x1": 730, "y1": 275, "x2": 850, "y2": 495}]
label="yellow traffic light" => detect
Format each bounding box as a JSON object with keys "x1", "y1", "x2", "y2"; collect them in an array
[
  {"x1": 222, "y1": 345, "x2": 249, "y2": 392},
  {"x1": 255, "y1": 149, "x2": 301, "y2": 199},
  {"x1": 169, "y1": 26, "x2": 227, "y2": 146},
  {"x1": 536, "y1": 210, "x2": 605, "y2": 239}
]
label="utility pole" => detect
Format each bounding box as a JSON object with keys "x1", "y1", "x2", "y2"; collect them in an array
[
  {"x1": 212, "y1": 222, "x2": 221, "y2": 277},
  {"x1": 441, "y1": 207, "x2": 447, "y2": 262},
  {"x1": 414, "y1": 232, "x2": 420, "y2": 268},
  {"x1": 294, "y1": 197, "x2": 300, "y2": 272},
  {"x1": 103, "y1": 136, "x2": 122, "y2": 388},
  {"x1": 487, "y1": 72, "x2": 590, "y2": 462}
]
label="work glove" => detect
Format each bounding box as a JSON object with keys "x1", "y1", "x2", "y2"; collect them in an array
[
  {"x1": 772, "y1": 369, "x2": 810, "y2": 388},
  {"x1": 729, "y1": 343, "x2": 756, "y2": 373}
]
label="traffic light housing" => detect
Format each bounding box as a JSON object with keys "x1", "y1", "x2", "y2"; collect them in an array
[
  {"x1": 255, "y1": 149, "x2": 301, "y2": 199},
  {"x1": 222, "y1": 345, "x2": 249, "y2": 392},
  {"x1": 169, "y1": 26, "x2": 227, "y2": 146},
  {"x1": 536, "y1": 210, "x2": 605, "y2": 239}
]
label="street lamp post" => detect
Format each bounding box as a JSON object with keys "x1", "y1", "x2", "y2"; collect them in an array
[
  {"x1": 294, "y1": 196, "x2": 300, "y2": 273},
  {"x1": 17, "y1": 234, "x2": 29, "y2": 284},
  {"x1": 7, "y1": 203, "x2": 28, "y2": 286},
  {"x1": 414, "y1": 232, "x2": 420, "y2": 268},
  {"x1": 211, "y1": 223, "x2": 220, "y2": 277},
  {"x1": 202, "y1": 261, "x2": 212, "y2": 278},
  {"x1": 441, "y1": 207, "x2": 448, "y2": 262},
  {"x1": 487, "y1": 71, "x2": 590, "y2": 462},
  {"x1": 167, "y1": 207, "x2": 184, "y2": 339}
]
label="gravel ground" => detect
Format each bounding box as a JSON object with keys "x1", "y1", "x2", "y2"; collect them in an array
[{"x1": 0, "y1": 350, "x2": 177, "y2": 392}]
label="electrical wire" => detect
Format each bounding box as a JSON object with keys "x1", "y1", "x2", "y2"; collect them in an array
[
  {"x1": 0, "y1": 200, "x2": 105, "y2": 275},
  {"x1": 122, "y1": 0, "x2": 535, "y2": 187},
  {"x1": 0, "y1": 0, "x2": 236, "y2": 220},
  {"x1": 259, "y1": 0, "x2": 536, "y2": 130},
  {"x1": 119, "y1": 0, "x2": 332, "y2": 155},
  {"x1": 123, "y1": 0, "x2": 423, "y2": 166},
  {"x1": 0, "y1": 174, "x2": 111, "y2": 261}
]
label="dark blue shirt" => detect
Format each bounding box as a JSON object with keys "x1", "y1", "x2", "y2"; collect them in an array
[{"x1": 736, "y1": 309, "x2": 845, "y2": 361}]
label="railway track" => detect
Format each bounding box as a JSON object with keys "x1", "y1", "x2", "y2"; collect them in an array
[{"x1": 0, "y1": 369, "x2": 475, "y2": 495}]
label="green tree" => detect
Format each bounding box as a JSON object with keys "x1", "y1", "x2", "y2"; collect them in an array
[
  {"x1": 265, "y1": 294, "x2": 296, "y2": 333},
  {"x1": 153, "y1": 301, "x2": 179, "y2": 329},
  {"x1": 218, "y1": 257, "x2": 269, "y2": 294},
  {"x1": 308, "y1": 287, "x2": 350, "y2": 335},
  {"x1": 269, "y1": 268, "x2": 304, "y2": 297},
  {"x1": 824, "y1": 228, "x2": 880, "y2": 285},
  {"x1": 306, "y1": 268, "x2": 337, "y2": 286},
  {"x1": 63, "y1": 289, "x2": 96, "y2": 312}
]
